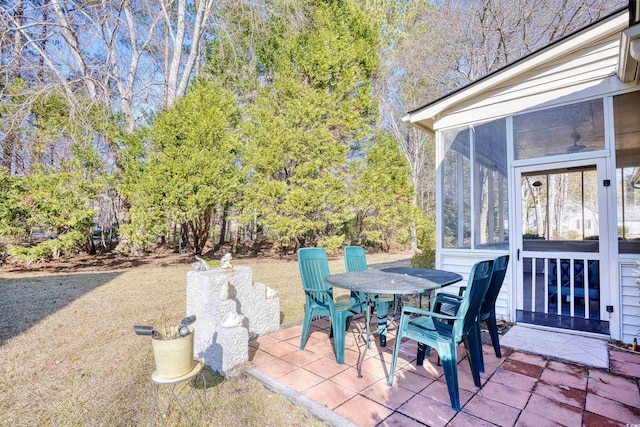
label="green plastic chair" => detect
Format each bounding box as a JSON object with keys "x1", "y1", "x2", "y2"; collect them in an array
[
  {"x1": 433, "y1": 255, "x2": 510, "y2": 359},
  {"x1": 343, "y1": 246, "x2": 395, "y2": 347},
  {"x1": 388, "y1": 259, "x2": 493, "y2": 411},
  {"x1": 298, "y1": 247, "x2": 363, "y2": 364}
]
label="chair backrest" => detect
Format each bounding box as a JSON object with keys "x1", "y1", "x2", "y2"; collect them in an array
[
  {"x1": 344, "y1": 246, "x2": 368, "y2": 272},
  {"x1": 480, "y1": 255, "x2": 510, "y2": 318},
  {"x1": 452, "y1": 260, "x2": 493, "y2": 342},
  {"x1": 297, "y1": 248, "x2": 333, "y2": 303}
]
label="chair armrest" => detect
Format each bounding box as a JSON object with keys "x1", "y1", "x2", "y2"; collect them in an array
[
  {"x1": 434, "y1": 293, "x2": 463, "y2": 304},
  {"x1": 432, "y1": 294, "x2": 461, "y2": 316},
  {"x1": 401, "y1": 305, "x2": 431, "y2": 316},
  {"x1": 306, "y1": 289, "x2": 337, "y2": 308},
  {"x1": 401, "y1": 305, "x2": 460, "y2": 322}
]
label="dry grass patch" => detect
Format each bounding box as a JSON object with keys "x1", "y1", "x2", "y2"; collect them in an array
[{"x1": 0, "y1": 252, "x2": 410, "y2": 426}]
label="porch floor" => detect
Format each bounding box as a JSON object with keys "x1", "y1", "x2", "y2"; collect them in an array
[
  {"x1": 248, "y1": 315, "x2": 640, "y2": 427},
  {"x1": 500, "y1": 325, "x2": 608, "y2": 369}
]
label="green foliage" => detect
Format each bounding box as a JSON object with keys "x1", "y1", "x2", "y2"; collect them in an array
[
  {"x1": 6, "y1": 230, "x2": 87, "y2": 263},
  {"x1": 240, "y1": 0, "x2": 380, "y2": 249},
  {"x1": 410, "y1": 249, "x2": 436, "y2": 268},
  {"x1": 349, "y1": 132, "x2": 413, "y2": 249},
  {"x1": 0, "y1": 79, "x2": 112, "y2": 262},
  {"x1": 318, "y1": 234, "x2": 346, "y2": 255},
  {"x1": 10, "y1": 169, "x2": 99, "y2": 262},
  {"x1": 1, "y1": 161, "x2": 100, "y2": 262},
  {"x1": 122, "y1": 81, "x2": 242, "y2": 254},
  {"x1": 23, "y1": 170, "x2": 99, "y2": 235},
  {"x1": 523, "y1": 232, "x2": 544, "y2": 239},
  {"x1": 416, "y1": 212, "x2": 436, "y2": 251},
  {"x1": 0, "y1": 170, "x2": 29, "y2": 237},
  {"x1": 411, "y1": 212, "x2": 437, "y2": 267}
]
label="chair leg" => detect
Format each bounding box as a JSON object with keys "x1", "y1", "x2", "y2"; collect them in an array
[
  {"x1": 387, "y1": 326, "x2": 403, "y2": 386},
  {"x1": 375, "y1": 300, "x2": 389, "y2": 347},
  {"x1": 300, "y1": 309, "x2": 313, "y2": 350},
  {"x1": 486, "y1": 312, "x2": 502, "y2": 358},
  {"x1": 332, "y1": 313, "x2": 351, "y2": 364},
  {"x1": 464, "y1": 335, "x2": 482, "y2": 388},
  {"x1": 416, "y1": 341, "x2": 433, "y2": 365},
  {"x1": 440, "y1": 342, "x2": 461, "y2": 411},
  {"x1": 471, "y1": 322, "x2": 485, "y2": 374},
  {"x1": 416, "y1": 343, "x2": 426, "y2": 365},
  {"x1": 477, "y1": 324, "x2": 485, "y2": 373},
  {"x1": 391, "y1": 295, "x2": 403, "y2": 322}
]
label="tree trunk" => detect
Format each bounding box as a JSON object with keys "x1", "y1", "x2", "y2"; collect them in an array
[
  {"x1": 189, "y1": 207, "x2": 212, "y2": 255},
  {"x1": 218, "y1": 205, "x2": 229, "y2": 248},
  {"x1": 86, "y1": 235, "x2": 96, "y2": 255},
  {"x1": 2, "y1": 1, "x2": 23, "y2": 173},
  {"x1": 410, "y1": 172, "x2": 419, "y2": 254},
  {"x1": 180, "y1": 222, "x2": 190, "y2": 252},
  {"x1": 2, "y1": 132, "x2": 16, "y2": 172}
]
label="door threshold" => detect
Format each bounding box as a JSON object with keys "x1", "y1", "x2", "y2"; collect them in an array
[
  {"x1": 501, "y1": 324, "x2": 609, "y2": 368},
  {"x1": 516, "y1": 310, "x2": 610, "y2": 335},
  {"x1": 513, "y1": 322, "x2": 610, "y2": 340}
]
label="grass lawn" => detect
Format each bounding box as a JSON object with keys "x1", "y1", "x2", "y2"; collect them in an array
[{"x1": 0, "y1": 252, "x2": 410, "y2": 426}]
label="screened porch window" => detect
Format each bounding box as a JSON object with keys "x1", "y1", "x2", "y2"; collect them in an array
[
  {"x1": 614, "y1": 91, "x2": 640, "y2": 254},
  {"x1": 442, "y1": 126, "x2": 470, "y2": 248},
  {"x1": 441, "y1": 119, "x2": 508, "y2": 249},
  {"x1": 474, "y1": 119, "x2": 508, "y2": 249},
  {"x1": 513, "y1": 99, "x2": 605, "y2": 160}
]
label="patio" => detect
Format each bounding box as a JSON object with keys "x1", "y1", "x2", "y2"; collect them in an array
[{"x1": 248, "y1": 314, "x2": 640, "y2": 427}]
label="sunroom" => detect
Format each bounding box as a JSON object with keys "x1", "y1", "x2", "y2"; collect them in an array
[{"x1": 404, "y1": 4, "x2": 640, "y2": 344}]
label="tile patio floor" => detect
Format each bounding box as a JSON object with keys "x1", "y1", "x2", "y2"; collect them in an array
[{"x1": 248, "y1": 315, "x2": 640, "y2": 427}]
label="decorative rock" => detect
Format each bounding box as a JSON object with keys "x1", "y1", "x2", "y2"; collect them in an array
[
  {"x1": 218, "y1": 282, "x2": 230, "y2": 300},
  {"x1": 192, "y1": 255, "x2": 211, "y2": 271},
  {"x1": 220, "y1": 253, "x2": 233, "y2": 270},
  {"x1": 266, "y1": 286, "x2": 278, "y2": 299},
  {"x1": 221, "y1": 312, "x2": 243, "y2": 328}
]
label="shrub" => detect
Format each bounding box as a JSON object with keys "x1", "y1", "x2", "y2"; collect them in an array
[
  {"x1": 319, "y1": 235, "x2": 345, "y2": 255},
  {"x1": 410, "y1": 249, "x2": 435, "y2": 268},
  {"x1": 6, "y1": 230, "x2": 87, "y2": 263},
  {"x1": 523, "y1": 232, "x2": 544, "y2": 239}
]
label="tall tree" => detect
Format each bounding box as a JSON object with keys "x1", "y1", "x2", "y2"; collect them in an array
[
  {"x1": 349, "y1": 131, "x2": 413, "y2": 250},
  {"x1": 239, "y1": 0, "x2": 380, "y2": 252},
  {"x1": 1, "y1": 0, "x2": 222, "y2": 254},
  {"x1": 122, "y1": 80, "x2": 242, "y2": 255},
  {"x1": 1, "y1": 0, "x2": 217, "y2": 130}
]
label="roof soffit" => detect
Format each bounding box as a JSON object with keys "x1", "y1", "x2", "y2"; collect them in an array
[{"x1": 405, "y1": 11, "x2": 629, "y2": 132}]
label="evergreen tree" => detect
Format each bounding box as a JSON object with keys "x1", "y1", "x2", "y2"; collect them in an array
[
  {"x1": 349, "y1": 132, "x2": 413, "y2": 250},
  {"x1": 240, "y1": 0, "x2": 380, "y2": 252},
  {"x1": 122, "y1": 81, "x2": 242, "y2": 255}
]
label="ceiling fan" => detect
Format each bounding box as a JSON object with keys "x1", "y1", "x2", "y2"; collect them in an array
[{"x1": 566, "y1": 131, "x2": 586, "y2": 154}]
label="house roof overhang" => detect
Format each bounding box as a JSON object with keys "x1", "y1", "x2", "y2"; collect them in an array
[
  {"x1": 403, "y1": 8, "x2": 630, "y2": 135},
  {"x1": 617, "y1": 23, "x2": 640, "y2": 84}
]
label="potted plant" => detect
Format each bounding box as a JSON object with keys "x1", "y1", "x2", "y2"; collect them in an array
[{"x1": 135, "y1": 315, "x2": 197, "y2": 378}]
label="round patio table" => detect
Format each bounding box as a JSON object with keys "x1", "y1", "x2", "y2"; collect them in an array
[{"x1": 325, "y1": 267, "x2": 462, "y2": 378}]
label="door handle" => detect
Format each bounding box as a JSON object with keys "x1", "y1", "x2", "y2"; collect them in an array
[{"x1": 517, "y1": 249, "x2": 521, "y2": 261}]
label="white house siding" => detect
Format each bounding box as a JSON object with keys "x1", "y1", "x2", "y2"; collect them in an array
[
  {"x1": 438, "y1": 251, "x2": 512, "y2": 322},
  {"x1": 433, "y1": 12, "x2": 637, "y2": 341},
  {"x1": 434, "y1": 30, "x2": 630, "y2": 131},
  {"x1": 620, "y1": 261, "x2": 640, "y2": 343}
]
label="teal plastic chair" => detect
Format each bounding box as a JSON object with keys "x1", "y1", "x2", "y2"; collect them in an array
[
  {"x1": 434, "y1": 255, "x2": 510, "y2": 359},
  {"x1": 388, "y1": 260, "x2": 493, "y2": 411},
  {"x1": 298, "y1": 248, "x2": 363, "y2": 364},
  {"x1": 343, "y1": 246, "x2": 395, "y2": 347},
  {"x1": 342, "y1": 245, "x2": 369, "y2": 309}
]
